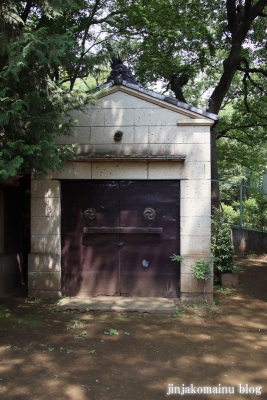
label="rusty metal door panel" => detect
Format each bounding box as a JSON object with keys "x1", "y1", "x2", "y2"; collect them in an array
[
  {"x1": 119, "y1": 181, "x2": 180, "y2": 297},
  {"x1": 61, "y1": 180, "x2": 119, "y2": 296}
]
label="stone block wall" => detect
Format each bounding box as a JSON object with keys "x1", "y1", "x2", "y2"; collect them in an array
[{"x1": 28, "y1": 179, "x2": 61, "y2": 298}]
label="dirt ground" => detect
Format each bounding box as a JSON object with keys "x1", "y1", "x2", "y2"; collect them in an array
[{"x1": 0, "y1": 256, "x2": 267, "y2": 400}]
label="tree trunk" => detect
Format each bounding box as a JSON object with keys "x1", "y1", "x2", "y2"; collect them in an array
[
  {"x1": 211, "y1": 126, "x2": 220, "y2": 211},
  {"x1": 208, "y1": 0, "x2": 267, "y2": 209},
  {"x1": 171, "y1": 0, "x2": 267, "y2": 210}
]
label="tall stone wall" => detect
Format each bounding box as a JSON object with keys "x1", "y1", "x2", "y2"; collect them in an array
[{"x1": 232, "y1": 227, "x2": 267, "y2": 255}]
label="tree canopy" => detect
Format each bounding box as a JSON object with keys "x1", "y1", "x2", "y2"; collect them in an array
[
  {"x1": 1, "y1": 0, "x2": 267, "y2": 191},
  {"x1": 0, "y1": 0, "x2": 128, "y2": 181},
  {"x1": 111, "y1": 0, "x2": 267, "y2": 203}
]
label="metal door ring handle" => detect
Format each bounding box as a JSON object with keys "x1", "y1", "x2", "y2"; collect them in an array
[
  {"x1": 143, "y1": 208, "x2": 156, "y2": 220},
  {"x1": 84, "y1": 208, "x2": 96, "y2": 220}
]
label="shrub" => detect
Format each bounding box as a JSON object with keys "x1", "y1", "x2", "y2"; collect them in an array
[
  {"x1": 191, "y1": 260, "x2": 213, "y2": 281},
  {"x1": 221, "y1": 203, "x2": 239, "y2": 225},
  {"x1": 211, "y1": 209, "x2": 235, "y2": 274}
]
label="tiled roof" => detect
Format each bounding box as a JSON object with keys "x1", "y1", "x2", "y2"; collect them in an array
[{"x1": 97, "y1": 80, "x2": 219, "y2": 121}]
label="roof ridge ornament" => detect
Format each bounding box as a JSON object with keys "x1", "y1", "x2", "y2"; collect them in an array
[
  {"x1": 97, "y1": 57, "x2": 219, "y2": 122},
  {"x1": 106, "y1": 56, "x2": 138, "y2": 85}
]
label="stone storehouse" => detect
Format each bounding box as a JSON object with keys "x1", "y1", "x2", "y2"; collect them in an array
[{"x1": 28, "y1": 63, "x2": 219, "y2": 303}]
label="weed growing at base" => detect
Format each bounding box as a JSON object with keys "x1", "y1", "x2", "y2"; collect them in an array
[
  {"x1": 104, "y1": 329, "x2": 119, "y2": 336},
  {"x1": 74, "y1": 331, "x2": 87, "y2": 339},
  {"x1": 168, "y1": 301, "x2": 223, "y2": 318},
  {"x1": 67, "y1": 321, "x2": 83, "y2": 330},
  {"x1": 168, "y1": 307, "x2": 186, "y2": 318},
  {"x1": 117, "y1": 313, "x2": 128, "y2": 318}
]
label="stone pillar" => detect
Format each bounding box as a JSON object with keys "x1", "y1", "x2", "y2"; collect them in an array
[
  {"x1": 180, "y1": 179, "x2": 213, "y2": 304},
  {"x1": 28, "y1": 179, "x2": 61, "y2": 298}
]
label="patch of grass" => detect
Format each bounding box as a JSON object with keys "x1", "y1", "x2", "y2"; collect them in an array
[
  {"x1": 57, "y1": 295, "x2": 67, "y2": 303},
  {"x1": 168, "y1": 308, "x2": 186, "y2": 318},
  {"x1": 104, "y1": 329, "x2": 119, "y2": 336},
  {"x1": 0, "y1": 309, "x2": 45, "y2": 332},
  {"x1": 188, "y1": 303, "x2": 197, "y2": 309},
  {"x1": 45, "y1": 296, "x2": 55, "y2": 303},
  {"x1": 117, "y1": 313, "x2": 128, "y2": 318},
  {"x1": 59, "y1": 347, "x2": 73, "y2": 354},
  {"x1": 17, "y1": 318, "x2": 29, "y2": 324},
  {"x1": 0, "y1": 306, "x2": 11, "y2": 317},
  {"x1": 214, "y1": 285, "x2": 230, "y2": 292},
  {"x1": 74, "y1": 331, "x2": 87, "y2": 339},
  {"x1": 67, "y1": 321, "x2": 83, "y2": 330},
  {"x1": 201, "y1": 301, "x2": 222, "y2": 313},
  {"x1": 245, "y1": 252, "x2": 257, "y2": 259}
]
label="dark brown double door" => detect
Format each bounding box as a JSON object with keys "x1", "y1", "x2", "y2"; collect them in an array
[{"x1": 61, "y1": 180, "x2": 180, "y2": 297}]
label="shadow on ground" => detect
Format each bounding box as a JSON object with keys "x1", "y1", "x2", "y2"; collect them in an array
[{"x1": 0, "y1": 256, "x2": 266, "y2": 400}]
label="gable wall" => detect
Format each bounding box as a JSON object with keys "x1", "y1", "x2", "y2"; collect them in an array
[
  {"x1": 29, "y1": 89, "x2": 213, "y2": 302},
  {"x1": 55, "y1": 90, "x2": 211, "y2": 165}
]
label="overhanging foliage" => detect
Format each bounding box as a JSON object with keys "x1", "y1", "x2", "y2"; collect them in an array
[{"x1": 1, "y1": 0, "x2": 267, "y2": 188}]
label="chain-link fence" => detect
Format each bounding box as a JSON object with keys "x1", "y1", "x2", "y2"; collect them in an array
[{"x1": 213, "y1": 180, "x2": 267, "y2": 232}]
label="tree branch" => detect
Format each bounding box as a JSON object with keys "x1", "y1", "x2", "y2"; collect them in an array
[
  {"x1": 170, "y1": 73, "x2": 189, "y2": 102},
  {"x1": 217, "y1": 122, "x2": 267, "y2": 139},
  {"x1": 247, "y1": 73, "x2": 267, "y2": 93},
  {"x1": 91, "y1": 11, "x2": 124, "y2": 25},
  {"x1": 20, "y1": 1, "x2": 33, "y2": 23},
  {"x1": 238, "y1": 65, "x2": 267, "y2": 78},
  {"x1": 209, "y1": 0, "x2": 267, "y2": 115},
  {"x1": 69, "y1": 0, "x2": 102, "y2": 90},
  {"x1": 226, "y1": 0, "x2": 238, "y2": 34},
  {"x1": 251, "y1": 0, "x2": 267, "y2": 20},
  {"x1": 242, "y1": 70, "x2": 250, "y2": 113}
]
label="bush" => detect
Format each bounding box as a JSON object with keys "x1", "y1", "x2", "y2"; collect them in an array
[
  {"x1": 221, "y1": 203, "x2": 239, "y2": 225},
  {"x1": 211, "y1": 209, "x2": 235, "y2": 274}
]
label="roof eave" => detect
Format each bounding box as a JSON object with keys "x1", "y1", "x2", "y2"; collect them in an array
[{"x1": 97, "y1": 81, "x2": 219, "y2": 122}]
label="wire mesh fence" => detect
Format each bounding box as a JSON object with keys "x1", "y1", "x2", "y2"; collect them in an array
[{"x1": 213, "y1": 180, "x2": 267, "y2": 232}]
